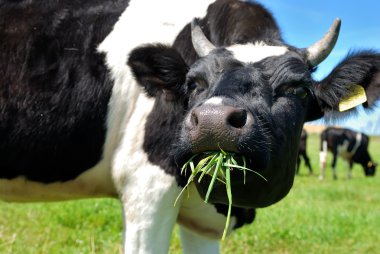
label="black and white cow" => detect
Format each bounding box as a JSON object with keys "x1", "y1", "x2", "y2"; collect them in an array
[
  {"x1": 296, "y1": 129, "x2": 313, "y2": 175},
  {"x1": 1, "y1": 0, "x2": 380, "y2": 253},
  {"x1": 319, "y1": 127, "x2": 377, "y2": 180}
]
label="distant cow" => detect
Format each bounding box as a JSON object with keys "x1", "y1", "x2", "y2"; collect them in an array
[
  {"x1": 319, "y1": 127, "x2": 377, "y2": 180},
  {"x1": 296, "y1": 129, "x2": 313, "y2": 175},
  {"x1": 1, "y1": 0, "x2": 380, "y2": 253}
]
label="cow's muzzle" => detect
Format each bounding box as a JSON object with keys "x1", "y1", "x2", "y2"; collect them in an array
[{"x1": 185, "y1": 104, "x2": 253, "y2": 153}]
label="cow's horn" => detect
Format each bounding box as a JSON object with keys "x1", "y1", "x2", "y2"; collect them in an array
[
  {"x1": 191, "y1": 18, "x2": 215, "y2": 57},
  {"x1": 306, "y1": 18, "x2": 341, "y2": 67}
]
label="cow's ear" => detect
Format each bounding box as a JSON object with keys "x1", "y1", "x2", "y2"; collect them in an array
[
  {"x1": 128, "y1": 44, "x2": 189, "y2": 100},
  {"x1": 308, "y1": 51, "x2": 380, "y2": 120}
]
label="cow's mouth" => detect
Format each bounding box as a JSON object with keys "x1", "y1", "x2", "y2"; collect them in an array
[
  {"x1": 177, "y1": 150, "x2": 268, "y2": 238},
  {"x1": 178, "y1": 149, "x2": 270, "y2": 208}
]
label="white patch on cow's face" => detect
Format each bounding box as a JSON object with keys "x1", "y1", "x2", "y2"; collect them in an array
[
  {"x1": 204, "y1": 97, "x2": 224, "y2": 106},
  {"x1": 0, "y1": 164, "x2": 116, "y2": 201},
  {"x1": 227, "y1": 42, "x2": 288, "y2": 64}
]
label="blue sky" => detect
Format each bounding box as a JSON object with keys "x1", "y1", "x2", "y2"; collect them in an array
[{"x1": 256, "y1": 0, "x2": 380, "y2": 135}]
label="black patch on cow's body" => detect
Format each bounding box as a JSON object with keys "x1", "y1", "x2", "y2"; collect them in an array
[{"x1": 0, "y1": 0, "x2": 129, "y2": 182}]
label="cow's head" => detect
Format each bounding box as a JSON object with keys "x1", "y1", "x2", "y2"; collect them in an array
[
  {"x1": 128, "y1": 19, "x2": 380, "y2": 208},
  {"x1": 365, "y1": 161, "x2": 377, "y2": 176}
]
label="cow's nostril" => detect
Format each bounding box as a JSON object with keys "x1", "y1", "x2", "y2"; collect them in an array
[
  {"x1": 190, "y1": 111, "x2": 199, "y2": 127},
  {"x1": 227, "y1": 109, "x2": 248, "y2": 129}
]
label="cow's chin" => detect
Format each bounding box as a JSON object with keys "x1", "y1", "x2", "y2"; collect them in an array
[{"x1": 176, "y1": 148, "x2": 294, "y2": 209}]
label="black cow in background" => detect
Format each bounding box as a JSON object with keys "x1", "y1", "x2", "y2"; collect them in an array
[
  {"x1": 319, "y1": 127, "x2": 377, "y2": 180},
  {"x1": 296, "y1": 129, "x2": 313, "y2": 175}
]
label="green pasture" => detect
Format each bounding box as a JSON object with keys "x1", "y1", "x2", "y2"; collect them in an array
[{"x1": 1, "y1": 133, "x2": 379, "y2": 253}]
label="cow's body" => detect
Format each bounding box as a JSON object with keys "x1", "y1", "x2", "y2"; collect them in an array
[
  {"x1": 319, "y1": 127, "x2": 376, "y2": 180},
  {"x1": 296, "y1": 129, "x2": 313, "y2": 175},
  {"x1": 1, "y1": 0, "x2": 380, "y2": 253}
]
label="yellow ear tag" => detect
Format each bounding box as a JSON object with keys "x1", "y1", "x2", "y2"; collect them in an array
[{"x1": 338, "y1": 85, "x2": 367, "y2": 112}]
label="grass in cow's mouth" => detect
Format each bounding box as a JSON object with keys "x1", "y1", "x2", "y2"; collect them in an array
[{"x1": 175, "y1": 150, "x2": 267, "y2": 240}]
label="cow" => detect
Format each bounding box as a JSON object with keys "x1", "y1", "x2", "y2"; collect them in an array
[
  {"x1": 1, "y1": 0, "x2": 380, "y2": 253},
  {"x1": 319, "y1": 127, "x2": 377, "y2": 180},
  {"x1": 296, "y1": 129, "x2": 313, "y2": 175}
]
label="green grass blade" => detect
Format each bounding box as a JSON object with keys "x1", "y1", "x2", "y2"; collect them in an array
[
  {"x1": 219, "y1": 147, "x2": 228, "y2": 156},
  {"x1": 189, "y1": 160, "x2": 195, "y2": 173},
  {"x1": 197, "y1": 154, "x2": 219, "y2": 182},
  {"x1": 204, "y1": 153, "x2": 224, "y2": 203},
  {"x1": 243, "y1": 168, "x2": 268, "y2": 181},
  {"x1": 230, "y1": 155, "x2": 246, "y2": 184},
  {"x1": 230, "y1": 155, "x2": 237, "y2": 165},
  {"x1": 181, "y1": 154, "x2": 198, "y2": 175},
  {"x1": 225, "y1": 168, "x2": 232, "y2": 205},
  {"x1": 195, "y1": 155, "x2": 213, "y2": 172},
  {"x1": 218, "y1": 163, "x2": 226, "y2": 179},
  {"x1": 203, "y1": 166, "x2": 219, "y2": 203},
  {"x1": 215, "y1": 176, "x2": 226, "y2": 185},
  {"x1": 197, "y1": 164, "x2": 215, "y2": 183},
  {"x1": 177, "y1": 150, "x2": 266, "y2": 241},
  {"x1": 222, "y1": 167, "x2": 232, "y2": 240},
  {"x1": 174, "y1": 177, "x2": 194, "y2": 207},
  {"x1": 242, "y1": 155, "x2": 247, "y2": 168},
  {"x1": 223, "y1": 163, "x2": 267, "y2": 182},
  {"x1": 242, "y1": 156, "x2": 247, "y2": 184},
  {"x1": 222, "y1": 163, "x2": 250, "y2": 170}
]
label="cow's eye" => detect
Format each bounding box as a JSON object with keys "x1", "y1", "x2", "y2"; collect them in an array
[
  {"x1": 288, "y1": 86, "x2": 309, "y2": 99},
  {"x1": 187, "y1": 79, "x2": 207, "y2": 93},
  {"x1": 275, "y1": 82, "x2": 312, "y2": 99},
  {"x1": 188, "y1": 82, "x2": 197, "y2": 91}
]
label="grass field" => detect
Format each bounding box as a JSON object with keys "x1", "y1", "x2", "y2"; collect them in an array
[{"x1": 1, "y1": 133, "x2": 379, "y2": 253}]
